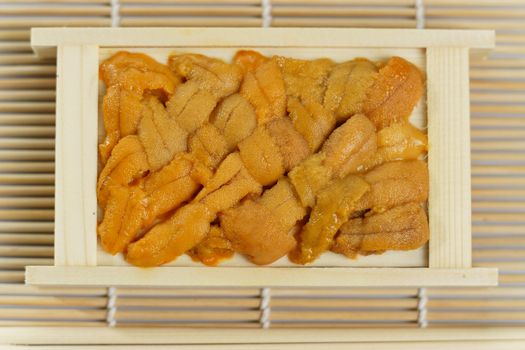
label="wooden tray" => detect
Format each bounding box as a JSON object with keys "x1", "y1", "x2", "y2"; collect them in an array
[{"x1": 25, "y1": 27, "x2": 497, "y2": 287}]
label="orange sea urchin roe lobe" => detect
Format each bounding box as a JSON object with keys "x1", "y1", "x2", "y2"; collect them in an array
[
  {"x1": 99, "y1": 52, "x2": 180, "y2": 164},
  {"x1": 240, "y1": 59, "x2": 286, "y2": 125},
  {"x1": 125, "y1": 203, "x2": 213, "y2": 267},
  {"x1": 188, "y1": 225, "x2": 234, "y2": 266},
  {"x1": 332, "y1": 202, "x2": 429, "y2": 257},
  {"x1": 363, "y1": 56, "x2": 424, "y2": 130},
  {"x1": 233, "y1": 50, "x2": 269, "y2": 74}
]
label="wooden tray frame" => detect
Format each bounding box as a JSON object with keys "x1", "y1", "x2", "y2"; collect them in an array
[{"x1": 25, "y1": 27, "x2": 497, "y2": 287}]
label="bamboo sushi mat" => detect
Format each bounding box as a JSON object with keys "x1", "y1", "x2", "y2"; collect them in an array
[{"x1": 0, "y1": 0, "x2": 524, "y2": 329}]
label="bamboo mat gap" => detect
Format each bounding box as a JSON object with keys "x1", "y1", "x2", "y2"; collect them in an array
[{"x1": 0, "y1": 0, "x2": 524, "y2": 329}]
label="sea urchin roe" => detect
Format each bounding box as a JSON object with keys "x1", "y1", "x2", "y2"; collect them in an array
[{"x1": 97, "y1": 50, "x2": 428, "y2": 267}]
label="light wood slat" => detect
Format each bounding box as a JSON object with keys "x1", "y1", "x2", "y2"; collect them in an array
[
  {"x1": 120, "y1": 6, "x2": 261, "y2": 16},
  {"x1": 0, "y1": 65, "x2": 56, "y2": 77},
  {"x1": 0, "y1": 78, "x2": 55, "y2": 89},
  {"x1": 54, "y1": 44, "x2": 98, "y2": 268},
  {"x1": 426, "y1": 287, "x2": 525, "y2": 297},
  {"x1": 473, "y1": 213, "x2": 525, "y2": 223},
  {"x1": 0, "y1": 138, "x2": 54, "y2": 150},
  {"x1": 270, "y1": 298, "x2": 418, "y2": 309},
  {"x1": 272, "y1": 0, "x2": 414, "y2": 4},
  {"x1": 0, "y1": 30, "x2": 30, "y2": 41},
  {"x1": 0, "y1": 91, "x2": 55, "y2": 101},
  {"x1": 0, "y1": 18, "x2": 111, "y2": 28},
  {"x1": 0, "y1": 270, "x2": 24, "y2": 283},
  {"x1": 116, "y1": 322, "x2": 261, "y2": 328},
  {"x1": 26, "y1": 267, "x2": 497, "y2": 287},
  {"x1": 473, "y1": 189, "x2": 525, "y2": 198},
  {"x1": 0, "y1": 42, "x2": 31, "y2": 53},
  {"x1": 0, "y1": 309, "x2": 107, "y2": 320},
  {"x1": 121, "y1": 18, "x2": 262, "y2": 27},
  {"x1": 0, "y1": 284, "x2": 106, "y2": 295},
  {"x1": 115, "y1": 310, "x2": 261, "y2": 321},
  {"x1": 0, "y1": 102, "x2": 55, "y2": 113},
  {"x1": 0, "y1": 233, "x2": 53, "y2": 245},
  {"x1": 474, "y1": 237, "x2": 525, "y2": 246},
  {"x1": 271, "y1": 18, "x2": 416, "y2": 28},
  {"x1": 473, "y1": 202, "x2": 525, "y2": 210},
  {"x1": 117, "y1": 287, "x2": 413, "y2": 297},
  {"x1": 115, "y1": 288, "x2": 261, "y2": 297},
  {"x1": 117, "y1": 298, "x2": 260, "y2": 308},
  {"x1": 270, "y1": 311, "x2": 417, "y2": 321},
  {"x1": 8, "y1": 327, "x2": 525, "y2": 345},
  {"x1": 31, "y1": 28, "x2": 496, "y2": 49},
  {"x1": 0, "y1": 54, "x2": 50, "y2": 65},
  {"x1": 269, "y1": 288, "x2": 418, "y2": 297},
  {"x1": 471, "y1": 80, "x2": 525, "y2": 89},
  {"x1": 471, "y1": 141, "x2": 525, "y2": 151},
  {"x1": 0, "y1": 209, "x2": 54, "y2": 221},
  {"x1": 471, "y1": 59, "x2": 525, "y2": 68},
  {"x1": 499, "y1": 274, "x2": 525, "y2": 284},
  {"x1": 425, "y1": 0, "x2": 525, "y2": 4},
  {"x1": 0, "y1": 321, "x2": 103, "y2": 326},
  {"x1": 0, "y1": 150, "x2": 54, "y2": 161},
  {"x1": 427, "y1": 47, "x2": 471, "y2": 269},
  {"x1": 271, "y1": 7, "x2": 415, "y2": 17},
  {"x1": 473, "y1": 249, "x2": 525, "y2": 259},
  {"x1": 0, "y1": 295, "x2": 106, "y2": 307},
  {"x1": 1, "y1": 6, "x2": 110, "y2": 16},
  {"x1": 0, "y1": 162, "x2": 54, "y2": 173},
  {"x1": 472, "y1": 153, "x2": 525, "y2": 162},
  {"x1": 428, "y1": 9, "x2": 525, "y2": 18},
  {"x1": 475, "y1": 261, "x2": 525, "y2": 269},
  {"x1": 428, "y1": 312, "x2": 525, "y2": 321},
  {"x1": 0, "y1": 257, "x2": 53, "y2": 269},
  {"x1": 0, "y1": 126, "x2": 54, "y2": 137},
  {"x1": 427, "y1": 19, "x2": 525, "y2": 30},
  {"x1": 473, "y1": 225, "x2": 525, "y2": 235},
  {"x1": 427, "y1": 299, "x2": 525, "y2": 309},
  {"x1": 471, "y1": 118, "x2": 525, "y2": 128},
  {"x1": 472, "y1": 166, "x2": 525, "y2": 176},
  {"x1": 471, "y1": 69, "x2": 525, "y2": 79},
  {"x1": 0, "y1": 245, "x2": 53, "y2": 257},
  {"x1": 470, "y1": 93, "x2": 525, "y2": 103},
  {"x1": 121, "y1": 0, "x2": 260, "y2": 3},
  {"x1": 0, "y1": 197, "x2": 54, "y2": 208},
  {"x1": 0, "y1": 186, "x2": 54, "y2": 196},
  {"x1": 493, "y1": 46, "x2": 525, "y2": 55},
  {"x1": 0, "y1": 174, "x2": 53, "y2": 185},
  {"x1": 1, "y1": 0, "x2": 109, "y2": 2},
  {"x1": 472, "y1": 177, "x2": 525, "y2": 187},
  {"x1": 471, "y1": 129, "x2": 525, "y2": 139},
  {"x1": 271, "y1": 323, "x2": 417, "y2": 328},
  {"x1": 0, "y1": 114, "x2": 55, "y2": 125},
  {"x1": 472, "y1": 105, "x2": 525, "y2": 114},
  {"x1": 0, "y1": 221, "x2": 53, "y2": 233},
  {"x1": 496, "y1": 34, "x2": 525, "y2": 44}
]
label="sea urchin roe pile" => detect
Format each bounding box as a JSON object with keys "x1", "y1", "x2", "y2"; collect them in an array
[{"x1": 96, "y1": 50, "x2": 428, "y2": 267}]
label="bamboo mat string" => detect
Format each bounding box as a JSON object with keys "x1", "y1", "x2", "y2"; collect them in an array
[
  {"x1": 415, "y1": 0, "x2": 425, "y2": 29},
  {"x1": 259, "y1": 288, "x2": 271, "y2": 329},
  {"x1": 106, "y1": 286, "x2": 117, "y2": 328},
  {"x1": 417, "y1": 288, "x2": 428, "y2": 328},
  {"x1": 262, "y1": 0, "x2": 272, "y2": 28},
  {"x1": 111, "y1": 0, "x2": 120, "y2": 28}
]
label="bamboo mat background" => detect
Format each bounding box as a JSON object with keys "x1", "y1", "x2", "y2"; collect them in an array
[{"x1": 0, "y1": 0, "x2": 524, "y2": 329}]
